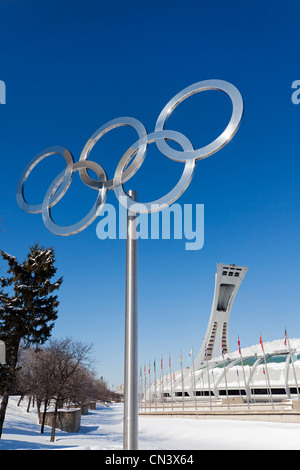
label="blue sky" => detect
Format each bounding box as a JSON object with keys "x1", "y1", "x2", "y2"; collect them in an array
[{"x1": 1, "y1": 0, "x2": 300, "y2": 387}]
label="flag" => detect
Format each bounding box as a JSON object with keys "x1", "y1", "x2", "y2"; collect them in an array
[
  {"x1": 284, "y1": 328, "x2": 287, "y2": 347},
  {"x1": 204, "y1": 344, "x2": 207, "y2": 359},
  {"x1": 238, "y1": 336, "x2": 241, "y2": 355},
  {"x1": 180, "y1": 351, "x2": 182, "y2": 365},
  {"x1": 188, "y1": 348, "x2": 193, "y2": 360},
  {"x1": 260, "y1": 333, "x2": 264, "y2": 351},
  {"x1": 154, "y1": 359, "x2": 156, "y2": 373},
  {"x1": 148, "y1": 363, "x2": 150, "y2": 374},
  {"x1": 169, "y1": 354, "x2": 171, "y2": 368},
  {"x1": 221, "y1": 340, "x2": 224, "y2": 357},
  {"x1": 161, "y1": 357, "x2": 163, "y2": 370}
]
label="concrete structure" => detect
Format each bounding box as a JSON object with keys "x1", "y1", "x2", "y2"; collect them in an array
[
  {"x1": 145, "y1": 263, "x2": 300, "y2": 406},
  {"x1": 40, "y1": 408, "x2": 81, "y2": 433},
  {"x1": 68, "y1": 402, "x2": 96, "y2": 415},
  {"x1": 194, "y1": 263, "x2": 248, "y2": 368}
]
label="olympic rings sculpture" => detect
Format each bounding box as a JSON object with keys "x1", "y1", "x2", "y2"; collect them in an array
[{"x1": 16, "y1": 79, "x2": 243, "y2": 236}]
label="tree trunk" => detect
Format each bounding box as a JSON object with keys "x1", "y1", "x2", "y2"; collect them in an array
[
  {"x1": 0, "y1": 391, "x2": 9, "y2": 439},
  {"x1": 26, "y1": 395, "x2": 32, "y2": 412},
  {"x1": 50, "y1": 400, "x2": 58, "y2": 442},
  {"x1": 0, "y1": 343, "x2": 19, "y2": 438},
  {"x1": 41, "y1": 399, "x2": 48, "y2": 434},
  {"x1": 17, "y1": 395, "x2": 24, "y2": 406},
  {"x1": 36, "y1": 397, "x2": 41, "y2": 420}
]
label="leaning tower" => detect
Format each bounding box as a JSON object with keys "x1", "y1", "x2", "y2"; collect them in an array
[{"x1": 194, "y1": 263, "x2": 248, "y2": 369}]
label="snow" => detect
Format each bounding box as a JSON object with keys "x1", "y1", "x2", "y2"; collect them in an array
[
  {"x1": 219, "y1": 337, "x2": 300, "y2": 361},
  {"x1": 1, "y1": 396, "x2": 300, "y2": 450}
]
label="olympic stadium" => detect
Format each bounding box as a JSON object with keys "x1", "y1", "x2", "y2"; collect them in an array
[{"x1": 145, "y1": 264, "x2": 300, "y2": 405}]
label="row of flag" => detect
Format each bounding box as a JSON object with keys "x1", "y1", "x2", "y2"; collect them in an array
[
  {"x1": 142, "y1": 348, "x2": 194, "y2": 376},
  {"x1": 140, "y1": 327, "x2": 297, "y2": 412},
  {"x1": 142, "y1": 327, "x2": 291, "y2": 380}
]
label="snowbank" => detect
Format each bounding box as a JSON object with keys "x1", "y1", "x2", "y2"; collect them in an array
[{"x1": 1, "y1": 396, "x2": 300, "y2": 450}]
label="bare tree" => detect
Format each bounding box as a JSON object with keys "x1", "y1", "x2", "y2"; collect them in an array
[{"x1": 36, "y1": 338, "x2": 94, "y2": 442}]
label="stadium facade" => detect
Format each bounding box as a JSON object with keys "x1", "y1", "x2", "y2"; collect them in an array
[{"x1": 146, "y1": 263, "x2": 300, "y2": 404}]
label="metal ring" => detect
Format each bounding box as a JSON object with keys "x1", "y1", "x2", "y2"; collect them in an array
[
  {"x1": 17, "y1": 80, "x2": 243, "y2": 235},
  {"x1": 155, "y1": 79, "x2": 243, "y2": 162},
  {"x1": 16, "y1": 146, "x2": 74, "y2": 214},
  {"x1": 42, "y1": 160, "x2": 107, "y2": 236},
  {"x1": 113, "y1": 130, "x2": 195, "y2": 214},
  {"x1": 79, "y1": 117, "x2": 147, "y2": 190}
]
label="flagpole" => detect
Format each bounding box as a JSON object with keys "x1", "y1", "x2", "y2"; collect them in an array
[
  {"x1": 237, "y1": 368, "x2": 241, "y2": 396},
  {"x1": 144, "y1": 364, "x2": 146, "y2": 412},
  {"x1": 154, "y1": 359, "x2": 157, "y2": 411},
  {"x1": 148, "y1": 362, "x2": 151, "y2": 412},
  {"x1": 191, "y1": 347, "x2": 197, "y2": 411},
  {"x1": 205, "y1": 345, "x2": 212, "y2": 410},
  {"x1": 263, "y1": 365, "x2": 272, "y2": 405},
  {"x1": 169, "y1": 353, "x2": 173, "y2": 411},
  {"x1": 260, "y1": 332, "x2": 274, "y2": 410},
  {"x1": 139, "y1": 366, "x2": 142, "y2": 412},
  {"x1": 141, "y1": 367, "x2": 143, "y2": 411},
  {"x1": 238, "y1": 336, "x2": 250, "y2": 409},
  {"x1": 211, "y1": 369, "x2": 215, "y2": 394},
  {"x1": 180, "y1": 350, "x2": 185, "y2": 410},
  {"x1": 285, "y1": 327, "x2": 300, "y2": 403},
  {"x1": 161, "y1": 355, "x2": 164, "y2": 411},
  {"x1": 221, "y1": 342, "x2": 230, "y2": 411},
  {"x1": 249, "y1": 367, "x2": 256, "y2": 403},
  {"x1": 159, "y1": 373, "x2": 162, "y2": 408},
  {"x1": 138, "y1": 366, "x2": 140, "y2": 411}
]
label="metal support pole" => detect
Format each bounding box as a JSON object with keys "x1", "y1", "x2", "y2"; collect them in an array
[{"x1": 123, "y1": 190, "x2": 138, "y2": 450}]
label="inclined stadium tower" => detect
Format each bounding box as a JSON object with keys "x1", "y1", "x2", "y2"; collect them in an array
[
  {"x1": 193, "y1": 263, "x2": 248, "y2": 369},
  {"x1": 146, "y1": 263, "x2": 300, "y2": 404}
]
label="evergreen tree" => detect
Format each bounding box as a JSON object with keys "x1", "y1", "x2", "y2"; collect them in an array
[{"x1": 0, "y1": 243, "x2": 62, "y2": 438}]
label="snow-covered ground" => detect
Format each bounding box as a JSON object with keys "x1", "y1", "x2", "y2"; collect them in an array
[
  {"x1": 214, "y1": 337, "x2": 300, "y2": 362},
  {"x1": 1, "y1": 396, "x2": 300, "y2": 450}
]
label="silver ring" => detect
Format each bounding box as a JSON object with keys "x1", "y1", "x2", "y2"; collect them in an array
[
  {"x1": 42, "y1": 160, "x2": 107, "y2": 236},
  {"x1": 113, "y1": 130, "x2": 195, "y2": 214},
  {"x1": 155, "y1": 79, "x2": 243, "y2": 162},
  {"x1": 16, "y1": 79, "x2": 243, "y2": 235},
  {"x1": 16, "y1": 146, "x2": 74, "y2": 214},
  {"x1": 79, "y1": 117, "x2": 147, "y2": 190}
]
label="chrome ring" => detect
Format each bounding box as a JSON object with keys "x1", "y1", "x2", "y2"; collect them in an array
[
  {"x1": 113, "y1": 130, "x2": 195, "y2": 214},
  {"x1": 79, "y1": 117, "x2": 147, "y2": 190},
  {"x1": 42, "y1": 160, "x2": 107, "y2": 236},
  {"x1": 16, "y1": 146, "x2": 74, "y2": 214},
  {"x1": 155, "y1": 79, "x2": 243, "y2": 162},
  {"x1": 16, "y1": 79, "x2": 243, "y2": 235}
]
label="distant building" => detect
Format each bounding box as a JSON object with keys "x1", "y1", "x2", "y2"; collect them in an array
[
  {"x1": 116, "y1": 384, "x2": 124, "y2": 394},
  {"x1": 146, "y1": 263, "x2": 300, "y2": 404}
]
